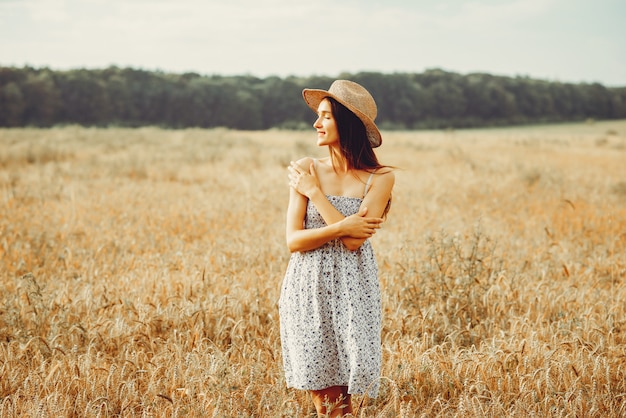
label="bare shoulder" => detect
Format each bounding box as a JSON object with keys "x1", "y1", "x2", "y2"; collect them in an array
[
  {"x1": 374, "y1": 168, "x2": 395, "y2": 186},
  {"x1": 365, "y1": 168, "x2": 394, "y2": 200}
]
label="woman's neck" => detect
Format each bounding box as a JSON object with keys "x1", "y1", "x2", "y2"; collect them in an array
[{"x1": 328, "y1": 147, "x2": 351, "y2": 174}]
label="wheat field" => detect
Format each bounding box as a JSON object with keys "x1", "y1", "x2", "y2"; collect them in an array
[{"x1": 1, "y1": 121, "x2": 625, "y2": 417}]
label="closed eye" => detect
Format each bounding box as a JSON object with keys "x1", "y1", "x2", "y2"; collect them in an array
[{"x1": 318, "y1": 110, "x2": 332, "y2": 118}]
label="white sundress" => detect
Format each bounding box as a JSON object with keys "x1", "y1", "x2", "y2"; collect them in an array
[{"x1": 279, "y1": 168, "x2": 381, "y2": 398}]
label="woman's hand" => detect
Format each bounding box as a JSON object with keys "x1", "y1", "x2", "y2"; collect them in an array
[
  {"x1": 340, "y1": 207, "x2": 383, "y2": 239},
  {"x1": 288, "y1": 161, "x2": 320, "y2": 198}
]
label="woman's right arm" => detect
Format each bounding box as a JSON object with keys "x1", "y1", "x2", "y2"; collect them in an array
[
  {"x1": 285, "y1": 187, "x2": 379, "y2": 253},
  {"x1": 285, "y1": 187, "x2": 342, "y2": 253}
]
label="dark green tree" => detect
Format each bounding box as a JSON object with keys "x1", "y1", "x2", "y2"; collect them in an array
[
  {"x1": 0, "y1": 66, "x2": 624, "y2": 129},
  {"x1": 0, "y1": 82, "x2": 26, "y2": 127},
  {"x1": 56, "y1": 69, "x2": 110, "y2": 125},
  {"x1": 464, "y1": 74, "x2": 517, "y2": 121},
  {"x1": 425, "y1": 80, "x2": 468, "y2": 120},
  {"x1": 22, "y1": 71, "x2": 61, "y2": 126}
]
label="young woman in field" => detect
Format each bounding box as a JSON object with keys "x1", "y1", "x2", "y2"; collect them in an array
[{"x1": 279, "y1": 80, "x2": 395, "y2": 417}]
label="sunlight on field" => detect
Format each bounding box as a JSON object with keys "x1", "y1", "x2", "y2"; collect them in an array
[{"x1": 1, "y1": 121, "x2": 625, "y2": 417}]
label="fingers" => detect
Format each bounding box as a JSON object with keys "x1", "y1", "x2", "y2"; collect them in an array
[
  {"x1": 289, "y1": 161, "x2": 306, "y2": 174},
  {"x1": 287, "y1": 161, "x2": 303, "y2": 188},
  {"x1": 356, "y1": 216, "x2": 383, "y2": 238},
  {"x1": 367, "y1": 220, "x2": 382, "y2": 232},
  {"x1": 368, "y1": 219, "x2": 383, "y2": 236},
  {"x1": 359, "y1": 222, "x2": 381, "y2": 238},
  {"x1": 288, "y1": 162, "x2": 306, "y2": 183}
]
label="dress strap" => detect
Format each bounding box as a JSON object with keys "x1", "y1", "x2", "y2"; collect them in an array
[{"x1": 363, "y1": 171, "x2": 375, "y2": 197}]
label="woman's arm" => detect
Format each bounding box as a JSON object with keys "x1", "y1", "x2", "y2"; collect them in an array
[
  {"x1": 338, "y1": 170, "x2": 395, "y2": 250},
  {"x1": 286, "y1": 186, "x2": 341, "y2": 253},
  {"x1": 307, "y1": 169, "x2": 394, "y2": 250},
  {"x1": 286, "y1": 180, "x2": 383, "y2": 253},
  {"x1": 288, "y1": 159, "x2": 393, "y2": 251}
]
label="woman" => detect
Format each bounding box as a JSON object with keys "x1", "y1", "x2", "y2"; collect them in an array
[{"x1": 279, "y1": 80, "x2": 395, "y2": 417}]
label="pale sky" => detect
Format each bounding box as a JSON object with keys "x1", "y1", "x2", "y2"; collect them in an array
[{"x1": 1, "y1": 0, "x2": 625, "y2": 86}]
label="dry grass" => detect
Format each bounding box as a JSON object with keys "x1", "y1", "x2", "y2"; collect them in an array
[{"x1": 1, "y1": 121, "x2": 625, "y2": 417}]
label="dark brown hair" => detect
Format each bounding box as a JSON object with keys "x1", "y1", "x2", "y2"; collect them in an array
[
  {"x1": 326, "y1": 97, "x2": 392, "y2": 216},
  {"x1": 326, "y1": 97, "x2": 382, "y2": 171}
]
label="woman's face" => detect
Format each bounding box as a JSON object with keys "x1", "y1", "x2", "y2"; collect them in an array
[{"x1": 313, "y1": 98, "x2": 340, "y2": 147}]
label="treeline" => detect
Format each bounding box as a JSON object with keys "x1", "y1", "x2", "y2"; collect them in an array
[{"x1": 1, "y1": 66, "x2": 625, "y2": 129}]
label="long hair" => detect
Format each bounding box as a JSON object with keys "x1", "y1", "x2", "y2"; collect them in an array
[
  {"x1": 326, "y1": 97, "x2": 392, "y2": 217},
  {"x1": 326, "y1": 97, "x2": 382, "y2": 172}
]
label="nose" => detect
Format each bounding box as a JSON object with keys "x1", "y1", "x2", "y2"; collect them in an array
[{"x1": 313, "y1": 116, "x2": 322, "y2": 129}]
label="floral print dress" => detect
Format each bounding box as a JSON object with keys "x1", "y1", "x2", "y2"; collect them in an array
[{"x1": 279, "y1": 174, "x2": 381, "y2": 398}]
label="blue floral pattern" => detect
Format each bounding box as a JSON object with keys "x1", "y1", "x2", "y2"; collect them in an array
[{"x1": 279, "y1": 195, "x2": 382, "y2": 397}]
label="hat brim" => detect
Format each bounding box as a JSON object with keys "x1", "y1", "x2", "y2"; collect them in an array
[{"x1": 302, "y1": 88, "x2": 382, "y2": 148}]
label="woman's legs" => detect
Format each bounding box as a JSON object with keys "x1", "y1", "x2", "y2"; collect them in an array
[{"x1": 310, "y1": 386, "x2": 352, "y2": 417}]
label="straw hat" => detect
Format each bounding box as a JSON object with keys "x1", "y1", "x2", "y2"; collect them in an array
[{"x1": 302, "y1": 80, "x2": 382, "y2": 148}]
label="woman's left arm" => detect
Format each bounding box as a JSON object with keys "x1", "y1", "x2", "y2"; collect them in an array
[
  {"x1": 290, "y1": 161, "x2": 394, "y2": 250},
  {"x1": 338, "y1": 170, "x2": 395, "y2": 250}
]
